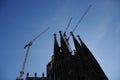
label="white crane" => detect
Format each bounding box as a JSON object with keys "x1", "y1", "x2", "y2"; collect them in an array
[
  {"x1": 62, "y1": 17, "x2": 73, "y2": 54},
  {"x1": 62, "y1": 4, "x2": 92, "y2": 55},
  {"x1": 68, "y1": 4, "x2": 92, "y2": 40},
  {"x1": 16, "y1": 27, "x2": 49, "y2": 80}
]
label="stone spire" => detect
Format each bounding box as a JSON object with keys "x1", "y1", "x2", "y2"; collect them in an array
[
  {"x1": 53, "y1": 33, "x2": 61, "y2": 61},
  {"x1": 59, "y1": 31, "x2": 71, "y2": 56},
  {"x1": 70, "y1": 32, "x2": 82, "y2": 56},
  {"x1": 53, "y1": 33, "x2": 60, "y2": 54},
  {"x1": 77, "y1": 35, "x2": 108, "y2": 80}
]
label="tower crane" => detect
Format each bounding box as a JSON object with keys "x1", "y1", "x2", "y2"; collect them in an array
[
  {"x1": 63, "y1": 17, "x2": 72, "y2": 35},
  {"x1": 62, "y1": 4, "x2": 92, "y2": 41},
  {"x1": 68, "y1": 4, "x2": 92, "y2": 40},
  {"x1": 62, "y1": 17, "x2": 73, "y2": 54},
  {"x1": 62, "y1": 4, "x2": 92, "y2": 54},
  {"x1": 16, "y1": 27, "x2": 49, "y2": 80}
]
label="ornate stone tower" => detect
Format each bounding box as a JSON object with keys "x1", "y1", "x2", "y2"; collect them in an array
[
  {"x1": 47, "y1": 32, "x2": 108, "y2": 80},
  {"x1": 25, "y1": 31, "x2": 108, "y2": 80}
]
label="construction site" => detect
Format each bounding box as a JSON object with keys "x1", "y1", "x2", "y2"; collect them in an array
[{"x1": 16, "y1": 4, "x2": 108, "y2": 80}]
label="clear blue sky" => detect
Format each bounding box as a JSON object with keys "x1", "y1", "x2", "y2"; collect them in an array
[{"x1": 0, "y1": 0, "x2": 120, "y2": 80}]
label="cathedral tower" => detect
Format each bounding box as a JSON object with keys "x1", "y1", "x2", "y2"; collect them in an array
[
  {"x1": 47, "y1": 32, "x2": 108, "y2": 80},
  {"x1": 25, "y1": 32, "x2": 108, "y2": 80}
]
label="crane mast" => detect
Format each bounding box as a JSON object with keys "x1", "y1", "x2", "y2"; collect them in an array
[
  {"x1": 16, "y1": 27, "x2": 49, "y2": 80},
  {"x1": 17, "y1": 42, "x2": 32, "y2": 80}
]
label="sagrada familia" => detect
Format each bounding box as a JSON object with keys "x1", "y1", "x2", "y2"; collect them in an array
[{"x1": 24, "y1": 31, "x2": 108, "y2": 80}]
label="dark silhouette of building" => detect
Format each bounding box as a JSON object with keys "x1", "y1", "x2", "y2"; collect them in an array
[{"x1": 25, "y1": 31, "x2": 108, "y2": 80}]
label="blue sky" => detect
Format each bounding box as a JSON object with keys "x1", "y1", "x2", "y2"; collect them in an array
[{"x1": 0, "y1": 0, "x2": 120, "y2": 80}]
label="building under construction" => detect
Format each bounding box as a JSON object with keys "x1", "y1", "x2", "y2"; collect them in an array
[
  {"x1": 16, "y1": 4, "x2": 108, "y2": 80},
  {"x1": 22, "y1": 31, "x2": 108, "y2": 80}
]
